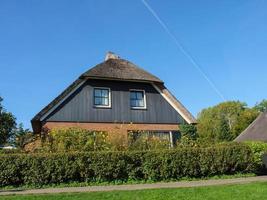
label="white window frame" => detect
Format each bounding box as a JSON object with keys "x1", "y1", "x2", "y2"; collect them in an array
[
  {"x1": 129, "y1": 89, "x2": 147, "y2": 109},
  {"x1": 93, "y1": 87, "x2": 111, "y2": 108}
]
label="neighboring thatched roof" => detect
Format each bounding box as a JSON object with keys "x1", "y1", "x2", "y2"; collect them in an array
[
  {"x1": 80, "y1": 58, "x2": 163, "y2": 83},
  {"x1": 235, "y1": 111, "x2": 267, "y2": 142}
]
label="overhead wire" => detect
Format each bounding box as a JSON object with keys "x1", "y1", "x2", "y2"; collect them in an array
[{"x1": 141, "y1": 0, "x2": 226, "y2": 101}]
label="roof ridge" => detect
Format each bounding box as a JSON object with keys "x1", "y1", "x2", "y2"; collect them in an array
[{"x1": 81, "y1": 57, "x2": 163, "y2": 83}]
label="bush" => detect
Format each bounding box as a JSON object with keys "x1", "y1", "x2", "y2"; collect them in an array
[
  {"x1": 128, "y1": 131, "x2": 171, "y2": 151},
  {"x1": 179, "y1": 124, "x2": 198, "y2": 140},
  {"x1": 40, "y1": 128, "x2": 170, "y2": 152},
  {"x1": 0, "y1": 143, "x2": 253, "y2": 187},
  {"x1": 0, "y1": 149, "x2": 22, "y2": 154},
  {"x1": 41, "y1": 128, "x2": 110, "y2": 152},
  {"x1": 244, "y1": 141, "x2": 267, "y2": 172}
]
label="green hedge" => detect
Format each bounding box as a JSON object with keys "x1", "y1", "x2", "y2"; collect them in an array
[
  {"x1": 0, "y1": 143, "x2": 253, "y2": 187},
  {"x1": 244, "y1": 141, "x2": 267, "y2": 172}
]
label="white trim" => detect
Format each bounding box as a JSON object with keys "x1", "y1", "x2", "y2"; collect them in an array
[
  {"x1": 129, "y1": 89, "x2": 147, "y2": 109},
  {"x1": 151, "y1": 83, "x2": 192, "y2": 124},
  {"x1": 93, "y1": 87, "x2": 111, "y2": 108},
  {"x1": 169, "y1": 131, "x2": 173, "y2": 148},
  {"x1": 40, "y1": 80, "x2": 86, "y2": 121}
]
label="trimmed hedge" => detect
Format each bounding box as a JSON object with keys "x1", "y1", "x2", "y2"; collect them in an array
[
  {"x1": 244, "y1": 141, "x2": 267, "y2": 172},
  {"x1": 0, "y1": 143, "x2": 253, "y2": 187}
]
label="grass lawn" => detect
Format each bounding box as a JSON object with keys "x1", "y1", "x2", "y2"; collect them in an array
[
  {"x1": 2, "y1": 182, "x2": 267, "y2": 200},
  {"x1": 0, "y1": 173, "x2": 256, "y2": 191}
]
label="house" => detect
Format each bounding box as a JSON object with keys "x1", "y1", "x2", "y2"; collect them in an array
[
  {"x1": 31, "y1": 52, "x2": 196, "y2": 145},
  {"x1": 235, "y1": 111, "x2": 267, "y2": 142}
]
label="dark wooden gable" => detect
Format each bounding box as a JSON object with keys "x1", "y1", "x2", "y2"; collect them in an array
[{"x1": 44, "y1": 79, "x2": 185, "y2": 124}]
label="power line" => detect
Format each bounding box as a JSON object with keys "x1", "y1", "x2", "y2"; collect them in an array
[{"x1": 141, "y1": 0, "x2": 226, "y2": 101}]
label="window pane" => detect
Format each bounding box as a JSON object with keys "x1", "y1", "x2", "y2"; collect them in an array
[
  {"x1": 103, "y1": 97, "x2": 109, "y2": 105},
  {"x1": 94, "y1": 97, "x2": 102, "y2": 105},
  {"x1": 136, "y1": 99, "x2": 144, "y2": 107},
  {"x1": 102, "y1": 89, "x2": 109, "y2": 98},
  {"x1": 94, "y1": 89, "x2": 101, "y2": 97},
  {"x1": 130, "y1": 100, "x2": 137, "y2": 107},
  {"x1": 130, "y1": 91, "x2": 136, "y2": 99},
  {"x1": 136, "y1": 92, "x2": 143, "y2": 100}
]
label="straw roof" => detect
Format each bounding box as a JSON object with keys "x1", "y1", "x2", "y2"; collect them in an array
[
  {"x1": 81, "y1": 57, "x2": 163, "y2": 83},
  {"x1": 235, "y1": 111, "x2": 267, "y2": 142}
]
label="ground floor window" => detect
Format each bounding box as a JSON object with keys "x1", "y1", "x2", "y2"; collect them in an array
[{"x1": 128, "y1": 131, "x2": 180, "y2": 148}]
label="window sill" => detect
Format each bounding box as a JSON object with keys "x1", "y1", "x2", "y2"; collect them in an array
[
  {"x1": 94, "y1": 105, "x2": 112, "y2": 109},
  {"x1": 131, "y1": 107, "x2": 147, "y2": 110}
]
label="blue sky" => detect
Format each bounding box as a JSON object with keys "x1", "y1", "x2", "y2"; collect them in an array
[{"x1": 0, "y1": 0, "x2": 267, "y2": 129}]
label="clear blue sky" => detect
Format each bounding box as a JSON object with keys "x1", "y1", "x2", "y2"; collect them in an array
[{"x1": 1, "y1": 0, "x2": 267, "y2": 129}]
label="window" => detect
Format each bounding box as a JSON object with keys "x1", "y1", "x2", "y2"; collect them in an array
[
  {"x1": 94, "y1": 88, "x2": 111, "y2": 108},
  {"x1": 130, "y1": 90, "x2": 146, "y2": 109},
  {"x1": 131, "y1": 131, "x2": 170, "y2": 141},
  {"x1": 128, "y1": 131, "x2": 181, "y2": 148}
]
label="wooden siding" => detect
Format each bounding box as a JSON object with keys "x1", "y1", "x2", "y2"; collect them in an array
[{"x1": 45, "y1": 80, "x2": 185, "y2": 124}]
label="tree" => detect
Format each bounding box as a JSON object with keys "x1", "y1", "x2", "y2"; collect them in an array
[
  {"x1": 13, "y1": 123, "x2": 33, "y2": 149},
  {"x1": 0, "y1": 97, "x2": 16, "y2": 145},
  {"x1": 179, "y1": 124, "x2": 198, "y2": 140},
  {"x1": 197, "y1": 101, "x2": 258, "y2": 142},
  {"x1": 254, "y1": 99, "x2": 267, "y2": 112}
]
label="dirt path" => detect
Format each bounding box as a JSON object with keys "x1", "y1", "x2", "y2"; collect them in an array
[{"x1": 1, "y1": 176, "x2": 267, "y2": 196}]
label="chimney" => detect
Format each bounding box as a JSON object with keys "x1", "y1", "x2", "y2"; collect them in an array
[{"x1": 105, "y1": 51, "x2": 120, "y2": 61}]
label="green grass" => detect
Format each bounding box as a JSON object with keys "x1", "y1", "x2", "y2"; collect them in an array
[{"x1": 2, "y1": 182, "x2": 267, "y2": 200}]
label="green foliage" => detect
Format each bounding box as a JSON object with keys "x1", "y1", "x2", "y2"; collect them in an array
[
  {"x1": 12, "y1": 123, "x2": 33, "y2": 149},
  {"x1": 0, "y1": 97, "x2": 16, "y2": 145},
  {"x1": 197, "y1": 101, "x2": 258, "y2": 142},
  {"x1": 128, "y1": 136, "x2": 170, "y2": 151},
  {"x1": 0, "y1": 149, "x2": 22, "y2": 154},
  {"x1": 254, "y1": 99, "x2": 267, "y2": 112},
  {"x1": 41, "y1": 128, "x2": 110, "y2": 152},
  {"x1": 244, "y1": 141, "x2": 267, "y2": 172},
  {"x1": 0, "y1": 143, "x2": 253, "y2": 187},
  {"x1": 179, "y1": 124, "x2": 198, "y2": 146},
  {"x1": 40, "y1": 128, "x2": 172, "y2": 152},
  {"x1": 180, "y1": 124, "x2": 198, "y2": 139},
  {"x1": 128, "y1": 131, "x2": 171, "y2": 151}
]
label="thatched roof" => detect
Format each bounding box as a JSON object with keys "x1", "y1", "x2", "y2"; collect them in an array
[
  {"x1": 80, "y1": 56, "x2": 163, "y2": 83},
  {"x1": 235, "y1": 111, "x2": 267, "y2": 142}
]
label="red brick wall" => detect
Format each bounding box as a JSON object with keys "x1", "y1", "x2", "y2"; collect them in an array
[{"x1": 44, "y1": 122, "x2": 179, "y2": 135}]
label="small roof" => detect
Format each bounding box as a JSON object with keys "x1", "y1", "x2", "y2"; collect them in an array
[
  {"x1": 81, "y1": 52, "x2": 163, "y2": 83},
  {"x1": 235, "y1": 111, "x2": 267, "y2": 142}
]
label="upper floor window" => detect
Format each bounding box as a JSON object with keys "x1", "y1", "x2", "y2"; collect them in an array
[
  {"x1": 130, "y1": 90, "x2": 146, "y2": 109},
  {"x1": 94, "y1": 87, "x2": 111, "y2": 108}
]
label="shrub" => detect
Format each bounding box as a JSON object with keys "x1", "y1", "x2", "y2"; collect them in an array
[
  {"x1": 0, "y1": 149, "x2": 22, "y2": 155},
  {"x1": 40, "y1": 128, "x2": 110, "y2": 152},
  {"x1": 107, "y1": 132, "x2": 128, "y2": 151},
  {"x1": 40, "y1": 128, "x2": 170, "y2": 152},
  {"x1": 244, "y1": 141, "x2": 267, "y2": 172},
  {"x1": 0, "y1": 143, "x2": 253, "y2": 187},
  {"x1": 128, "y1": 132, "x2": 170, "y2": 151},
  {"x1": 179, "y1": 124, "x2": 198, "y2": 140}
]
